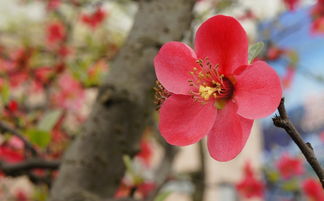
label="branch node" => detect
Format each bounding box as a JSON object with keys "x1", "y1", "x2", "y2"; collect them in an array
[{"x1": 306, "y1": 142, "x2": 313, "y2": 150}]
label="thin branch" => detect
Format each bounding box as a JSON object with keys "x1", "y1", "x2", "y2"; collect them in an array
[
  {"x1": 26, "y1": 172, "x2": 53, "y2": 187},
  {"x1": 144, "y1": 142, "x2": 177, "y2": 201},
  {"x1": 192, "y1": 141, "x2": 206, "y2": 201},
  {"x1": 273, "y1": 98, "x2": 324, "y2": 188},
  {"x1": 0, "y1": 158, "x2": 60, "y2": 176},
  {"x1": 0, "y1": 121, "x2": 38, "y2": 156}
]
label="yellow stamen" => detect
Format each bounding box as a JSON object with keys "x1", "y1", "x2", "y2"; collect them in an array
[{"x1": 199, "y1": 85, "x2": 217, "y2": 101}]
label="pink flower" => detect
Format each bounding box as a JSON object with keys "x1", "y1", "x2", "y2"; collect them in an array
[
  {"x1": 114, "y1": 181, "x2": 156, "y2": 199},
  {"x1": 35, "y1": 67, "x2": 54, "y2": 82},
  {"x1": 310, "y1": 0, "x2": 324, "y2": 34},
  {"x1": 114, "y1": 182, "x2": 131, "y2": 198},
  {"x1": 320, "y1": 131, "x2": 324, "y2": 142},
  {"x1": 154, "y1": 15, "x2": 282, "y2": 161},
  {"x1": 52, "y1": 73, "x2": 85, "y2": 111},
  {"x1": 4, "y1": 100, "x2": 22, "y2": 117},
  {"x1": 283, "y1": 0, "x2": 300, "y2": 11},
  {"x1": 47, "y1": 0, "x2": 61, "y2": 11},
  {"x1": 10, "y1": 72, "x2": 28, "y2": 88},
  {"x1": 30, "y1": 67, "x2": 54, "y2": 92},
  {"x1": 136, "y1": 140, "x2": 153, "y2": 167},
  {"x1": 0, "y1": 58, "x2": 13, "y2": 73},
  {"x1": 14, "y1": 190, "x2": 28, "y2": 201},
  {"x1": 282, "y1": 66, "x2": 296, "y2": 89},
  {"x1": 81, "y1": 7, "x2": 107, "y2": 29},
  {"x1": 276, "y1": 154, "x2": 304, "y2": 179},
  {"x1": 238, "y1": 9, "x2": 256, "y2": 21},
  {"x1": 236, "y1": 162, "x2": 264, "y2": 199},
  {"x1": 10, "y1": 48, "x2": 33, "y2": 70},
  {"x1": 266, "y1": 46, "x2": 284, "y2": 61},
  {"x1": 302, "y1": 178, "x2": 324, "y2": 201},
  {"x1": 8, "y1": 137, "x2": 24, "y2": 150},
  {"x1": 243, "y1": 161, "x2": 254, "y2": 178},
  {"x1": 137, "y1": 182, "x2": 156, "y2": 199},
  {"x1": 46, "y1": 21, "x2": 65, "y2": 44},
  {"x1": 57, "y1": 45, "x2": 72, "y2": 58},
  {"x1": 311, "y1": 17, "x2": 324, "y2": 34},
  {"x1": 0, "y1": 146, "x2": 24, "y2": 163},
  {"x1": 236, "y1": 176, "x2": 264, "y2": 198},
  {"x1": 311, "y1": 2, "x2": 324, "y2": 20},
  {"x1": 7, "y1": 100, "x2": 19, "y2": 113}
]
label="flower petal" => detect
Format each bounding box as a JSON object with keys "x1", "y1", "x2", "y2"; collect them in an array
[
  {"x1": 207, "y1": 101, "x2": 253, "y2": 161},
  {"x1": 195, "y1": 15, "x2": 248, "y2": 75},
  {"x1": 234, "y1": 61, "x2": 282, "y2": 119},
  {"x1": 159, "y1": 94, "x2": 217, "y2": 146},
  {"x1": 154, "y1": 41, "x2": 197, "y2": 95}
]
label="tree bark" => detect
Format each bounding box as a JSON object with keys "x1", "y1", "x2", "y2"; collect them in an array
[{"x1": 49, "y1": 0, "x2": 195, "y2": 201}]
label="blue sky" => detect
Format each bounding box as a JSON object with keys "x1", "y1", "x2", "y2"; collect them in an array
[{"x1": 259, "y1": 5, "x2": 324, "y2": 108}]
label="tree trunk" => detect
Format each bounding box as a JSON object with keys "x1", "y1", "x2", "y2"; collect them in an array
[{"x1": 49, "y1": 0, "x2": 195, "y2": 200}]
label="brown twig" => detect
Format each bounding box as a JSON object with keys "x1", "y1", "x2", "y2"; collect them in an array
[
  {"x1": 273, "y1": 98, "x2": 324, "y2": 188},
  {"x1": 26, "y1": 172, "x2": 54, "y2": 187},
  {"x1": 0, "y1": 121, "x2": 38, "y2": 156},
  {"x1": 0, "y1": 158, "x2": 59, "y2": 187},
  {"x1": 192, "y1": 141, "x2": 206, "y2": 201},
  {"x1": 0, "y1": 158, "x2": 60, "y2": 176}
]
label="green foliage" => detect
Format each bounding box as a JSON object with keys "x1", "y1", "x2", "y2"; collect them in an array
[
  {"x1": 37, "y1": 110, "x2": 62, "y2": 132},
  {"x1": 123, "y1": 155, "x2": 143, "y2": 185},
  {"x1": 286, "y1": 50, "x2": 299, "y2": 65},
  {"x1": 266, "y1": 169, "x2": 280, "y2": 183},
  {"x1": 154, "y1": 192, "x2": 172, "y2": 201},
  {"x1": 281, "y1": 179, "x2": 299, "y2": 191},
  {"x1": 26, "y1": 109, "x2": 62, "y2": 148},
  {"x1": 32, "y1": 185, "x2": 48, "y2": 201},
  {"x1": 248, "y1": 42, "x2": 264, "y2": 64},
  {"x1": 26, "y1": 129, "x2": 51, "y2": 148},
  {"x1": 0, "y1": 83, "x2": 10, "y2": 104},
  {"x1": 70, "y1": 59, "x2": 91, "y2": 85}
]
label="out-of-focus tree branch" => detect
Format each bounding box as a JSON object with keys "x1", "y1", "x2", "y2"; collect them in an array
[
  {"x1": 273, "y1": 98, "x2": 324, "y2": 189},
  {"x1": 0, "y1": 158, "x2": 60, "y2": 176},
  {"x1": 192, "y1": 141, "x2": 206, "y2": 201},
  {"x1": 0, "y1": 158, "x2": 60, "y2": 187},
  {"x1": 49, "y1": 0, "x2": 196, "y2": 201},
  {"x1": 0, "y1": 121, "x2": 38, "y2": 156}
]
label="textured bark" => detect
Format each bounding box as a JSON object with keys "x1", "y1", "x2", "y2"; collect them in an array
[{"x1": 49, "y1": 0, "x2": 195, "y2": 201}]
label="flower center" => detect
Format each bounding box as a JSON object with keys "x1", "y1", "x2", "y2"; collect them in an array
[
  {"x1": 199, "y1": 85, "x2": 218, "y2": 100},
  {"x1": 188, "y1": 58, "x2": 234, "y2": 108}
]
